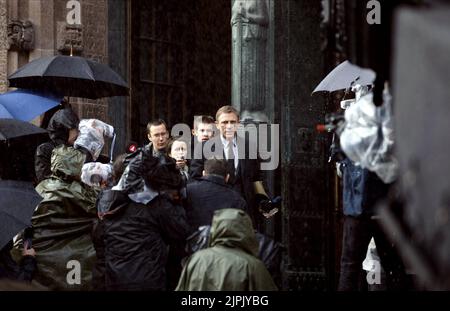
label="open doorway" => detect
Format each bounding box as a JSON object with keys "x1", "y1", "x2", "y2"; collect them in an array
[{"x1": 130, "y1": 0, "x2": 231, "y2": 144}]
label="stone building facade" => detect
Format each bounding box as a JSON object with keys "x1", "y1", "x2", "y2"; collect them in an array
[{"x1": 0, "y1": 0, "x2": 110, "y2": 125}]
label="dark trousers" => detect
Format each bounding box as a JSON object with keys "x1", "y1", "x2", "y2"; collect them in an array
[
  {"x1": 166, "y1": 241, "x2": 186, "y2": 290},
  {"x1": 338, "y1": 215, "x2": 409, "y2": 291}
]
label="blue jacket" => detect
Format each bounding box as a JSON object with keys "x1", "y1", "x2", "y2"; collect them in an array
[{"x1": 341, "y1": 158, "x2": 390, "y2": 217}]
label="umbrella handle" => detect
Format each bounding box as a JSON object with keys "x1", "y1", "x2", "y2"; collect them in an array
[{"x1": 110, "y1": 133, "x2": 116, "y2": 164}]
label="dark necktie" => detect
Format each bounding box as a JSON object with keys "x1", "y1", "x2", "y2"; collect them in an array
[{"x1": 226, "y1": 143, "x2": 236, "y2": 181}]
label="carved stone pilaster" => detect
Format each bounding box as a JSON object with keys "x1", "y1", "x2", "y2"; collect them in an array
[
  {"x1": 334, "y1": 0, "x2": 347, "y2": 59},
  {"x1": 320, "y1": 0, "x2": 330, "y2": 52},
  {"x1": 231, "y1": 0, "x2": 269, "y2": 119},
  {"x1": 7, "y1": 20, "x2": 35, "y2": 51},
  {"x1": 56, "y1": 22, "x2": 83, "y2": 55},
  {"x1": 0, "y1": 0, "x2": 8, "y2": 93}
]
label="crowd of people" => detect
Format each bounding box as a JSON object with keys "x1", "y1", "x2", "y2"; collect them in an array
[
  {"x1": 0, "y1": 98, "x2": 413, "y2": 292},
  {"x1": 0, "y1": 104, "x2": 279, "y2": 291}
]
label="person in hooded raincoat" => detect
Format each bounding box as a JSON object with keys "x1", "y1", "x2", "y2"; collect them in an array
[
  {"x1": 35, "y1": 107, "x2": 80, "y2": 183},
  {"x1": 176, "y1": 208, "x2": 277, "y2": 291},
  {"x1": 32, "y1": 145, "x2": 98, "y2": 290},
  {"x1": 102, "y1": 147, "x2": 191, "y2": 291}
]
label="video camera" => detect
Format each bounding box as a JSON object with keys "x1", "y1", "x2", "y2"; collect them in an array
[{"x1": 316, "y1": 112, "x2": 347, "y2": 163}]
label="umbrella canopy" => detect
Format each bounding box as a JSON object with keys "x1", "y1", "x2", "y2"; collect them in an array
[
  {"x1": 0, "y1": 89, "x2": 62, "y2": 122},
  {"x1": 8, "y1": 55, "x2": 129, "y2": 99},
  {"x1": 0, "y1": 105, "x2": 13, "y2": 119},
  {"x1": 0, "y1": 180, "x2": 42, "y2": 250},
  {"x1": 312, "y1": 60, "x2": 376, "y2": 93},
  {"x1": 0, "y1": 119, "x2": 49, "y2": 182},
  {"x1": 0, "y1": 118, "x2": 48, "y2": 141}
]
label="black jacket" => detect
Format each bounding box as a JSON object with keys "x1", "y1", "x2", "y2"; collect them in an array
[
  {"x1": 102, "y1": 193, "x2": 190, "y2": 291},
  {"x1": 91, "y1": 190, "x2": 130, "y2": 291},
  {"x1": 35, "y1": 108, "x2": 79, "y2": 183},
  {"x1": 189, "y1": 136, "x2": 261, "y2": 226},
  {"x1": 0, "y1": 241, "x2": 36, "y2": 282},
  {"x1": 184, "y1": 175, "x2": 248, "y2": 229}
]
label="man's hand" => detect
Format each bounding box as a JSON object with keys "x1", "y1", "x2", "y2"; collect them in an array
[
  {"x1": 261, "y1": 208, "x2": 279, "y2": 219},
  {"x1": 22, "y1": 248, "x2": 36, "y2": 257},
  {"x1": 258, "y1": 196, "x2": 281, "y2": 219}
]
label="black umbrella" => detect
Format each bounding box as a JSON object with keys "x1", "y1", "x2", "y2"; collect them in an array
[
  {"x1": 0, "y1": 119, "x2": 49, "y2": 181},
  {"x1": 0, "y1": 180, "x2": 42, "y2": 250},
  {"x1": 0, "y1": 118, "x2": 48, "y2": 141},
  {"x1": 8, "y1": 55, "x2": 129, "y2": 99}
]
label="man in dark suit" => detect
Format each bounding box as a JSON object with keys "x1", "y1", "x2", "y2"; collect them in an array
[
  {"x1": 190, "y1": 105, "x2": 272, "y2": 229},
  {"x1": 185, "y1": 158, "x2": 247, "y2": 230}
]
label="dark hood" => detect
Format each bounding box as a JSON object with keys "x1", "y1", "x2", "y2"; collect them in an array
[
  {"x1": 47, "y1": 107, "x2": 79, "y2": 145},
  {"x1": 209, "y1": 208, "x2": 259, "y2": 257}
]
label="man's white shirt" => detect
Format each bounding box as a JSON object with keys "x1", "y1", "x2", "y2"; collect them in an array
[{"x1": 220, "y1": 135, "x2": 238, "y2": 170}]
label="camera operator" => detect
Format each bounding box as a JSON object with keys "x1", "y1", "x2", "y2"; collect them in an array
[{"x1": 328, "y1": 86, "x2": 409, "y2": 290}]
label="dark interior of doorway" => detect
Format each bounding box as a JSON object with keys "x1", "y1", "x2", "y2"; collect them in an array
[{"x1": 131, "y1": 0, "x2": 231, "y2": 145}]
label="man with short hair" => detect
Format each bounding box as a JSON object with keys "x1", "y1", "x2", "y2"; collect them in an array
[
  {"x1": 146, "y1": 119, "x2": 170, "y2": 158},
  {"x1": 190, "y1": 106, "x2": 273, "y2": 229},
  {"x1": 184, "y1": 158, "x2": 247, "y2": 230}
]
